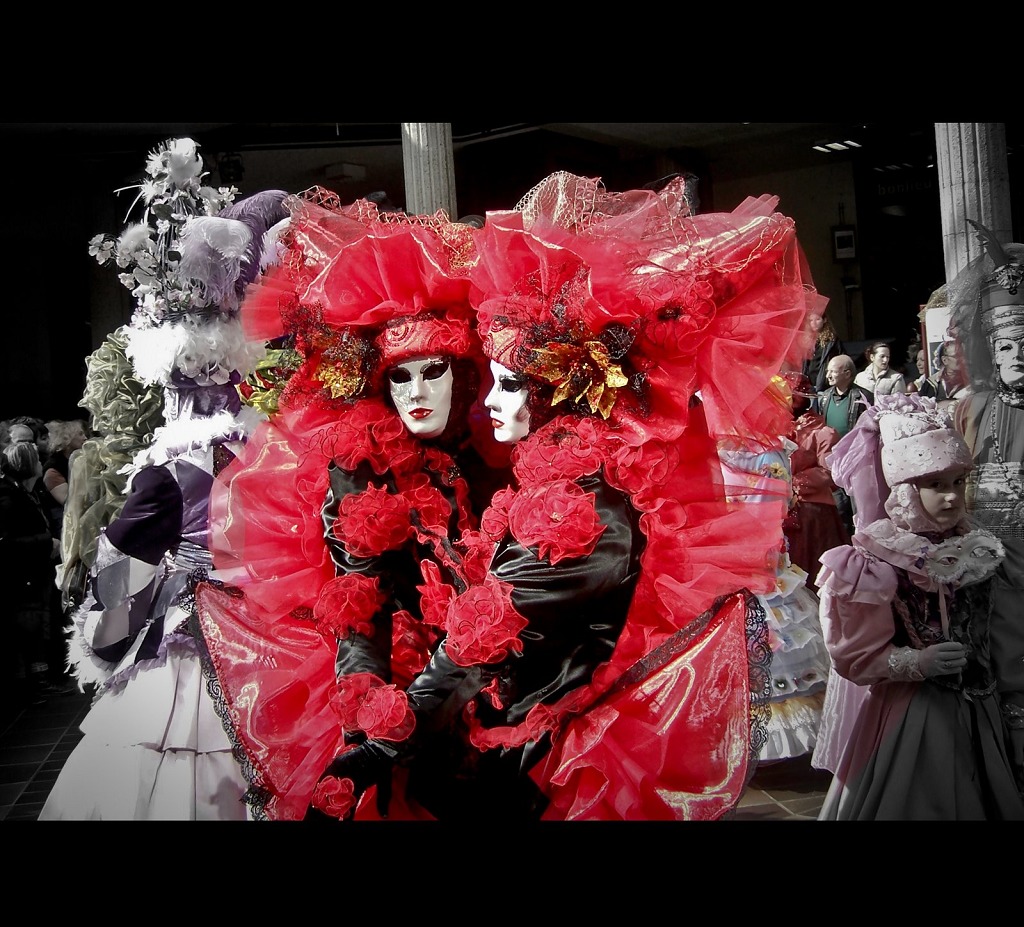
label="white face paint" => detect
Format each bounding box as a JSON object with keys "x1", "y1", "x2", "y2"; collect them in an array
[
  {"x1": 484, "y1": 360, "x2": 531, "y2": 445},
  {"x1": 993, "y1": 333, "x2": 1024, "y2": 390},
  {"x1": 387, "y1": 356, "x2": 454, "y2": 439}
]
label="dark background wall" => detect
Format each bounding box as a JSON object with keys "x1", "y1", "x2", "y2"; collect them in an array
[{"x1": 3, "y1": 122, "x2": 1018, "y2": 424}]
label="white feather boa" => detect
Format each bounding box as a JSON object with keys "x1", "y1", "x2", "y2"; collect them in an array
[
  {"x1": 118, "y1": 404, "x2": 264, "y2": 483},
  {"x1": 64, "y1": 588, "x2": 118, "y2": 691},
  {"x1": 126, "y1": 315, "x2": 265, "y2": 387}
]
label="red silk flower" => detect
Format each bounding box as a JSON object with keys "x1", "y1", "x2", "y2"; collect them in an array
[
  {"x1": 318, "y1": 399, "x2": 421, "y2": 476},
  {"x1": 480, "y1": 486, "x2": 517, "y2": 541},
  {"x1": 606, "y1": 439, "x2": 680, "y2": 500},
  {"x1": 512, "y1": 415, "x2": 606, "y2": 487},
  {"x1": 311, "y1": 774, "x2": 357, "y2": 819},
  {"x1": 391, "y1": 608, "x2": 436, "y2": 687},
  {"x1": 403, "y1": 479, "x2": 452, "y2": 539},
  {"x1": 314, "y1": 573, "x2": 386, "y2": 641},
  {"x1": 454, "y1": 529, "x2": 499, "y2": 585},
  {"x1": 416, "y1": 560, "x2": 456, "y2": 628},
  {"x1": 332, "y1": 483, "x2": 412, "y2": 557},
  {"x1": 328, "y1": 672, "x2": 415, "y2": 741},
  {"x1": 507, "y1": 479, "x2": 606, "y2": 564},
  {"x1": 444, "y1": 574, "x2": 527, "y2": 667}
]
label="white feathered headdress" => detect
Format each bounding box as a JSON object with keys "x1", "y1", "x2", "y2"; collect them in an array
[{"x1": 88, "y1": 137, "x2": 289, "y2": 388}]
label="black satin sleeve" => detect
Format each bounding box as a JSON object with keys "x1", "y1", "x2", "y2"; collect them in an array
[
  {"x1": 485, "y1": 472, "x2": 645, "y2": 726},
  {"x1": 321, "y1": 460, "x2": 422, "y2": 682},
  {"x1": 105, "y1": 465, "x2": 183, "y2": 565}
]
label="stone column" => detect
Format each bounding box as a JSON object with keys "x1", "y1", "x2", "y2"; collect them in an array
[
  {"x1": 934, "y1": 123, "x2": 1012, "y2": 280},
  {"x1": 400, "y1": 123, "x2": 457, "y2": 218}
]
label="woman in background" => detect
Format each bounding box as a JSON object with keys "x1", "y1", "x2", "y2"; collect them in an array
[{"x1": 854, "y1": 341, "x2": 907, "y2": 397}]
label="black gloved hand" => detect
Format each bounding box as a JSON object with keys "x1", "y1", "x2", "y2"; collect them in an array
[
  {"x1": 304, "y1": 739, "x2": 399, "y2": 821},
  {"x1": 305, "y1": 639, "x2": 487, "y2": 822},
  {"x1": 404, "y1": 638, "x2": 483, "y2": 721}
]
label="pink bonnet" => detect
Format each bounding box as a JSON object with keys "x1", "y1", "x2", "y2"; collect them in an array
[{"x1": 877, "y1": 397, "x2": 972, "y2": 486}]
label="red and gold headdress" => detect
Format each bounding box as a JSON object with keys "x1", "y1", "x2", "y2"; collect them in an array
[
  {"x1": 471, "y1": 172, "x2": 823, "y2": 443},
  {"x1": 242, "y1": 188, "x2": 480, "y2": 409}
]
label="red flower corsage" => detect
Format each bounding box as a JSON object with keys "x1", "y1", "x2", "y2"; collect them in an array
[
  {"x1": 417, "y1": 560, "x2": 456, "y2": 628},
  {"x1": 318, "y1": 399, "x2": 421, "y2": 476},
  {"x1": 480, "y1": 487, "x2": 517, "y2": 541},
  {"x1": 402, "y1": 477, "x2": 452, "y2": 539},
  {"x1": 512, "y1": 416, "x2": 606, "y2": 487},
  {"x1": 328, "y1": 672, "x2": 416, "y2": 741},
  {"x1": 444, "y1": 574, "x2": 527, "y2": 667},
  {"x1": 507, "y1": 479, "x2": 606, "y2": 564},
  {"x1": 454, "y1": 529, "x2": 498, "y2": 585},
  {"x1": 332, "y1": 483, "x2": 412, "y2": 557},
  {"x1": 642, "y1": 279, "x2": 718, "y2": 353},
  {"x1": 310, "y1": 774, "x2": 357, "y2": 819},
  {"x1": 313, "y1": 573, "x2": 386, "y2": 641},
  {"x1": 606, "y1": 439, "x2": 680, "y2": 498},
  {"x1": 391, "y1": 608, "x2": 436, "y2": 687}
]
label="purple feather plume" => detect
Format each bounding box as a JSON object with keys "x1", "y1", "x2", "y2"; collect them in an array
[{"x1": 220, "y1": 190, "x2": 290, "y2": 290}]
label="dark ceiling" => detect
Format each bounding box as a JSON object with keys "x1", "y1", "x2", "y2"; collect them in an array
[{"x1": 0, "y1": 121, "x2": 966, "y2": 205}]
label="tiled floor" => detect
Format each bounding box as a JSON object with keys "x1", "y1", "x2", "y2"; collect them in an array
[
  {"x1": 0, "y1": 685, "x2": 832, "y2": 822},
  {"x1": 0, "y1": 684, "x2": 92, "y2": 821},
  {"x1": 732, "y1": 754, "x2": 833, "y2": 821}
]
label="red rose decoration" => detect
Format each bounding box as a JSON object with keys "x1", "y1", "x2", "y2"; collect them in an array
[
  {"x1": 318, "y1": 399, "x2": 421, "y2": 475},
  {"x1": 333, "y1": 483, "x2": 412, "y2": 557},
  {"x1": 328, "y1": 672, "x2": 415, "y2": 741},
  {"x1": 607, "y1": 440, "x2": 680, "y2": 499},
  {"x1": 421, "y1": 445, "x2": 458, "y2": 483},
  {"x1": 311, "y1": 774, "x2": 357, "y2": 819},
  {"x1": 640, "y1": 281, "x2": 717, "y2": 357},
  {"x1": 507, "y1": 479, "x2": 606, "y2": 564},
  {"x1": 480, "y1": 487, "x2": 516, "y2": 541},
  {"x1": 454, "y1": 529, "x2": 498, "y2": 585},
  {"x1": 402, "y1": 478, "x2": 452, "y2": 539},
  {"x1": 314, "y1": 573, "x2": 386, "y2": 640},
  {"x1": 391, "y1": 608, "x2": 436, "y2": 687},
  {"x1": 512, "y1": 416, "x2": 606, "y2": 487},
  {"x1": 417, "y1": 560, "x2": 456, "y2": 628},
  {"x1": 465, "y1": 699, "x2": 560, "y2": 751},
  {"x1": 445, "y1": 574, "x2": 527, "y2": 667}
]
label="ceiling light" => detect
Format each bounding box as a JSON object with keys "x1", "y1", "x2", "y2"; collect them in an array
[
  {"x1": 827, "y1": 142, "x2": 849, "y2": 151},
  {"x1": 843, "y1": 140, "x2": 862, "y2": 148},
  {"x1": 813, "y1": 145, "x2": 831, "y2": 153}
]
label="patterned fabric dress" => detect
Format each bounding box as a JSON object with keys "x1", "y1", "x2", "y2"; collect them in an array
[
  {"x1": 40, "y1": 415, "x2": 254, "y2": 820},
  {"x1": 817, "y1": 520, "x2": 1024, "y2": 819}
]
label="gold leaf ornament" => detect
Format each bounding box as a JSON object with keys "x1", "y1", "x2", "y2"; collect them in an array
[
  {"x1": 311, "y1": 330, "x2": 370, "y2": 400},
  {"x1": 315, "y1": 360, "x2": 365, "y2": 400},
  {"x1": 526, "y1": 340, "x2": 628, "y2": 419}
]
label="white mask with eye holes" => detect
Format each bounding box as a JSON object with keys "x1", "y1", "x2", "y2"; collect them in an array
[
  {"x1": 387, "y1": 356, "x2": 454, "y2": 440},
  {"x1": 993, "y1": 332, "x2": 1024, "y2": 390},
  {"x1": 484, "y1": 360, "x2": 531, "y2": 444}
]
